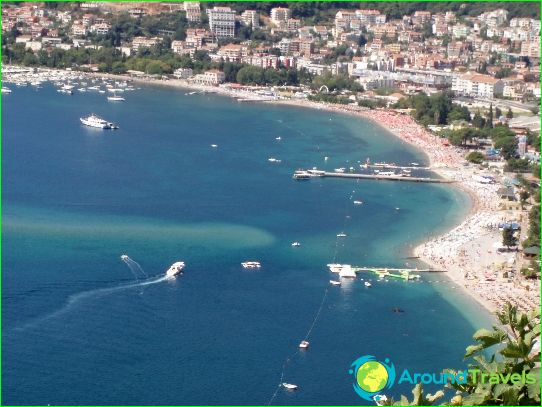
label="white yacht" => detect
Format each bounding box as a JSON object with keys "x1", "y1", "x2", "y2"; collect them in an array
[
  {"x1": 334, "y1": 168, "x2": 345, "y2": 173},
  {"x1": 241, "y1": 261, "x2": 261, "y2": 269},
  {"x1": 165, "y1": 261, "x2": 185, "y2": 279},
  {"x1": 299, "y1": 340, "x2": 309, "y2": 349},
  {"x1": 291, "y1": 242, "x2": 301, "y2": 247},
  {"x1": 211, "y1": 144, "x2": 218, "y2": 148},
  {"x1": 353, "y1": 200, "x2": 363, "y2": 205},
  {"x1": 80, "y1": 114, "x2": 117, "y2": 129},
  {"x1": 1, "y1": 87, "x2": 12, "y2": 94},
  {"x1": 337, "y1": 233, "x2": 347, "y2": 238},
  {"x1": 329, "y1": 280, "x2": 341, "y2": 286},
  {"x1": 364, "y1": 281, "x2": 372, "y2": 287},
  {"x1": 282, "y1": 383, "x2": 298, "y2": 390},
  {"x1": 268, "y1": 157, "x2": 281, "y2": 163}
]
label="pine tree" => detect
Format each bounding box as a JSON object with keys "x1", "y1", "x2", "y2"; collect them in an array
[{"x1": 487, "y1": 104, "x2": 494, "y2": 128}]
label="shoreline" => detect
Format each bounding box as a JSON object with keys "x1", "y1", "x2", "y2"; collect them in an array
[{"x1": 5, "y1": 66, "x2": 539, "y2": 316}]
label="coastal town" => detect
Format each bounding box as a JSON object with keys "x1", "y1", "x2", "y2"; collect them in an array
[{"x1": 2, "y1": 2, "x2": 540, "y2": 314}]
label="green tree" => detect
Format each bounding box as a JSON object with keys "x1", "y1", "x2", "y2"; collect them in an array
[
  {"x1": 495, "y1": 106, "x2": 502, "y2": 118},
  {"x1": 506, "y1": 108, "x2": 514, "y2": 119},
  {"x1": 487, "y1": 104, "x2": 494, "y2": 128},
  {"x1": 502, "y1": 227, "x2": 517, "y2": 248},
  {"x1": 472, "y1": 112, "x2": 486, "y2": 129},
  {"x1": 466, "y1": 151, "x2": 485, "y2": 164}
]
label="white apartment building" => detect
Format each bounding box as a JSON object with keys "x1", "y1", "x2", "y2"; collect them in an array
[
  {"x1": 452, "y1": 73, "x2": 504, "y2": 98},
  {"x1": 207, "y1": 6, "x2": 236, "y2": 38},
  {"x1": 241, "y1": 10, "x2": 259, "y2": 28},
  {"x1": 183, "y1": 2, "x2": 201, "y2": 23},
  {"x1": 270, "y1": 7, "x2": 291, "y2": 25},
  {"x1": 192, "y1": 70, "x2": 225, "y2": 86}
]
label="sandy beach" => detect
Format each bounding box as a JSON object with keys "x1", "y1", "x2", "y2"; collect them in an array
[{"x1": 5, "y1": 66, "x2": 539, "y2": 315}]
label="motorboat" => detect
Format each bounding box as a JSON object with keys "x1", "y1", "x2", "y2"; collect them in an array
[
  {"x1": 282, "y1": 383, "x2": 298, "y2": 390},
  {"x1": 364, "y1": 281, "x2": 372, "y2": 287},
  {"x1": 299, "y1": 340, "x2": 309, "y2": 349},
  {"x1": 334, "y1": 168, "x2": 345, "y2": 173},
  {"x1": 276, "y1": 136, "x2": 282, "y2": 140},
  {"x1": 329, "y1": 280, "x2": 341, "y2": 286},
  {"x1": 337, "y1": 233, "x2": 347, "y2": 238},
  {"x1": 241, "y1": 261, "x2": 261, "y2": 269},
  {"x1": 1, "y1": 87, "x2": 12, "y2": 94},
  {"x1": 353, "y1": 200, "x2": 363, "y2": 205},
  {"x1": 268, "y1": 157, "x2": 281, "y2": 163},
  {"x1": 211, "y1": 144, "x2": 218, "y2": 148},
  {"x1": 291, "y1": 242, "x2": 301, "y2": 247},
  {"x1": 165, "y1": 261, "x2": 185, "y2": 278}
]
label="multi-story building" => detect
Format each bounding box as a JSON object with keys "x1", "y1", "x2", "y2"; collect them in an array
[
  {"x1": 89, "y1": 22, "x2": 110, "y2": 35},
  {"x1": 183, "y1": 2, "x2": 200, "y2": 23},
  {"x1": 241, "y1": 10, "x2": 259, "y2": 28},
  {"x1": 192, "y1": 70, "x2": 225, "y2": 86},
  {"x1": 520, "y1": 38, "x2": 540, "y2": 58},
  {"x1": 452, "y1": 73, "x2": 504, "y2": 98},
  {"x1": 356, "y1": 9, "x2": 385, "y2": 25},
  {"x1": 270, "y1": 7, "x2": 291, "y2": 25},
  {"x1": 71, "y1": 22, "x2": 87, "y2": 36},
  {"x1": 207, "y1": 6, "x2": 236, "y2": 38},
  {"x1": 131, "y1": 36, "x2": 160, "y2": 52}
]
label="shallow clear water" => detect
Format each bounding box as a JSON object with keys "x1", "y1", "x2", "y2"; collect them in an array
[{"x1": 2, "y1": 84, "x2": 493, "y2": 405}]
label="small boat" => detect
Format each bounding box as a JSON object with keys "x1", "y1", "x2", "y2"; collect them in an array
[
  {"x1": 268, "y1": 158, "x2": 281, "y2": 163},
  {"x1": 329, "y1": 280, "x2": 341, "y2": 286},
  {"x1": 334, "y1": 168, "x2": 345, "y2": 173},
  {"x1": 291, "y1": 242, "x2": 301, "y2": 247},
  {"x1": 57, "y1": 89, "x2": 73, "y2": 95},
  {"x1": 120, "y1": 254, "x2": 129, "y2": 261},
  {"x1": 299, "y1": 340, "x2": 309, "y2": 349},
  {"x1": 411, "y1": 162, "x2": 420, "y2": 166},
  {"x1": 1, "y1": 87, "x2": 12, "y2": 94},
  {"x1": 78, "y1": 88, "x2": 87, "y2": 92},
  {"x1": 395, "y1": 207, "x2": 400, "y2": 210},
  {"x1": 276, "y1": 136, "x2": 282, "y2": 140},
  {"x1": 98, "y1": 90, "x2": 106, "y2": 93},
  {"x1": 282, "y1": 383, "x2": 298, "y2": 391},
  {"x1": 107, "y1": 94, "x2": 125, "y2": 102},
  {"x1": 364, "y1": 281, "x2": 372, "y2": 287},
  {"x1": 353, "y1": 200, "x2": 363, "y2": 205},
  {"x1": 337, "y1": 233, "x2": 347, "y2": 238},
  {"x1": 324, "y1": 156, "x2": 329, "y2": 161},
  {"x1": 165, "y1": 261, "x2": 185, "y2": 279},
  {"x1": 211, "y1": 144, "x2": 218, "y2": 148},
  {"x1": 241, "y1": 261, "x2": 261, "y2": 269}
]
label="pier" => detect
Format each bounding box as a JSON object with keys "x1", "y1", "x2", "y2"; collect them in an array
[
  {"x1": 353, "y1": 267, "x2": 447, "y2": 273},
  {"x1": 320, "y1": 172, "x2": 453, "y2": 183}
]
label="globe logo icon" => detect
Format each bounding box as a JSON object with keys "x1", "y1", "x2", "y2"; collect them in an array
[
  {"x1": 356, "y1": 360, "x2": 389, "y2": 392},
  {"x1": 349, "y1": 355, "x2": 396, "y2": 401}
]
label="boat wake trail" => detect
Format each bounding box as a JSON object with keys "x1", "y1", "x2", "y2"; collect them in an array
[
  {"x1": 120, "y1": 254, "x2": 148, "y2": 279},
  {"x1": 12, "y1": 268, "x2": 167, "y2": 333}
]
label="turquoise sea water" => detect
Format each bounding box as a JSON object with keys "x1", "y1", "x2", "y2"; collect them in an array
[{"x1": 3, "y1": 84, "x2": 493, "y2": 405}]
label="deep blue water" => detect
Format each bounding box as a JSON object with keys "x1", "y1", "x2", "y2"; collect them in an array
[{"x1": 2, "y1": 83, "x2": 493, "y2": 405}]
